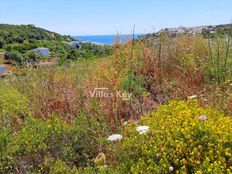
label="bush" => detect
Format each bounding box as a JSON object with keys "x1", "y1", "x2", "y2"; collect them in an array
[
  {"x1": 0, "y1": 129, "x2": 17, "y2": 173},
  {"x1": 78, "y1": 166, "x2": 122, "y2": 174},
  {"x1": 24, "y1": 51, "x2": 42, "y2": 61},
  {"x1": 48, "y1": 160, "x2": 74, "y2": 174},
  {"x1": 0, "y1": 85, "x2": 29, "y2": 128},
  {"x1": 4, "y1": 51, "x2": 25, "y2": 63},
  {"x1": 0, "y1": 114, "x2": 102, "y2": 173},
  {"x1": 119, "y1": 100, "x2": 232, "y2": 173},
  {"x1": 40, "y1": 158, "x2": 79, "y2": 174}
]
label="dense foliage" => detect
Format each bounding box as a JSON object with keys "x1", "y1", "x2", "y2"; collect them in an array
[
  {"x1": 0, "y1": 85, "x2": 103, "y2": 173},
  {"x1": 120, "y1": 100, "x2": 232, "y2": 173},
  {"x1": 0, "y1": 24, "x2": 113, "y2": 65},
  {"x1": 0, "y1": 115, "x2": 103, "y2": 173},
  {"x1": 0, "y1": 24, "x2": 72, "y2": 42}
]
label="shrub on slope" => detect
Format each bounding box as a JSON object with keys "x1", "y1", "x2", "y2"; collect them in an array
[{"x1": 120, "y1": 100, "x2": 232, "y2": 174}]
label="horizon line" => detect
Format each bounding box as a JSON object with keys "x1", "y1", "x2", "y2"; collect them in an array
[
  {"x1": 73, "y1": 33, "x2": 142, "y2": 37},
  {"x1": 1, "y1": 22, "x2": 231, "y2": 36}
]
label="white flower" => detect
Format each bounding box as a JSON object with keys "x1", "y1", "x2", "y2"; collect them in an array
[
  {"x1": 187, "y1": 95, "x2": 198, "y2": 99},
  {"x1": 199, "y1": 115, "x2": 207, "y2": 121},
  {"x1": 136, "y1": 126, "x2": 149, "y2": 134},
  {"x1": 107, "y1": 134, "x2": 122, "y2": 141},
  {"x1": 169, "y1": 166, "x2": 174, "y2": 172},
  {"x1": 123, "y1": 121, "x2": 128, "y2": 126}
]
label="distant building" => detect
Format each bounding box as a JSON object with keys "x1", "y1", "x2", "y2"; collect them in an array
[
  {"x1": 33, "y1": 47, "x2": 50, "y2": 56},
  {"x1": 69, "y1": 41, "x2": 81, "y2": 48},
  {"x1": 0, "y1": 52, "x2": 5, "y2": 57},
  {"x1": 0, "y1": 65, "x2": 6, "y2": 75}
]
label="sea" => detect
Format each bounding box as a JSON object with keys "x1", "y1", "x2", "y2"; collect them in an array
[{"x1": 73, "y1": 34, "x2": 142, "y2": 45}]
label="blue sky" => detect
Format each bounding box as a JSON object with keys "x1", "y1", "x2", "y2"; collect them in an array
[{"x1": 0, "y1": 0, "x2": 231, "y2": 35}]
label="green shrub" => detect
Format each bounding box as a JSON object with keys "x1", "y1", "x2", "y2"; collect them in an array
[
  {"x1": 119, "y1": 100, "x2": 232, "y2": 174},
  {"x1": 49, "y1": 160, "x2": 78, "y2": 174},
  {"x1": 24, "y1": 51, "x2": 42, "y2": 61},
  {"x1": 0, "y1": 85, "x2": 29, "y2": 128},
  {"x1": 61, "y1": 114, "x2": 101, "y2": 167},
  {"x1": 120, "y1": 72, "x2": 145, "y2": 95},
  {"x1": 0, "y1": 129, "x2": 17, "y2": 173},
  {"x1": 79, "y1": 166, "x2": 122, "y2": 174},
  {"x1": 4, "y1": 51, "x2": 25, "y2": 63},
  {"x1": 0, "y1": 114, "x2": 102, "y2": 173}
]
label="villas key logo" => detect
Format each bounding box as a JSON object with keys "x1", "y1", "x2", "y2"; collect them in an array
[{"x1": 90, "y1": 87, "x2": 132, "y2": 101}]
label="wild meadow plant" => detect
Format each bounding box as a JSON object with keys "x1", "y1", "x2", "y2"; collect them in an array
[
  {"x1": 0, "y1": 31, "x2": 231, "y2": 173},
  {"x1": 206, "y1": 25, "x2": 232, "y2": 84}
]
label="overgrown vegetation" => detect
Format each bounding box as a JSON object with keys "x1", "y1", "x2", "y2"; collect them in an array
[
  {"x1": 0, "y1": 25, "x2": 231, "y2": 173},
  {"x1": 120, "y1": 100, "x2": 232, "y2": 173}
]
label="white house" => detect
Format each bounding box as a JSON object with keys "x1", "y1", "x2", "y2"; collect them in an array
[
  {"x1": 33, "y1": 47, "x2": 50, "y2": 56},
  {"x1": 0, "y1": 52, "x2": 5, "y2": 57},
  {"x1": 0, "y1": 65, "x2": 6, "y2": 75},
  {"x1": 69, "y1": 41, "x2": 81, "y2": 48}
]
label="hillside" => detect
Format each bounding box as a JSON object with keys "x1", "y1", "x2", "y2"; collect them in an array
[
  {"x1": 142, "y1": 23, "x2": 232, "y2": 40},
  {"x1": 0, "y1": 24, "x2": 73, "y2": 43},
  {"x1": 0, "y1": 24, "x2": 113, "y2": 65}
]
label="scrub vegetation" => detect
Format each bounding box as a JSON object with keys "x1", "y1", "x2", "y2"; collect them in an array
[{"x1": 0, "y1": 24, "x2": 231, "y2": 173}]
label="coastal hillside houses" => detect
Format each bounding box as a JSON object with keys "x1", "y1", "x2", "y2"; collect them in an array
[
  {"x1": 143, "y1": 24, "x2": 231, "y2": 40},
  {"x1": 63, "y1": 41, "x2": 81, "y2": 48},
  {"x1": 33, "y1": 47, "x2": 50, "y2": 56},
  {"x1": 161, "y1": 26, "x2": 210, "y2": 36},
  {"x1": 69, "y1": 41, "x2": 81, "y2": 48}
]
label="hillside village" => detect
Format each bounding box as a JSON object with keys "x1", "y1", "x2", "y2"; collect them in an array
[
  {"x1": 0, "y1": 24, "x2": 113, "y2": 76},
  {"x1": 143, "y1": 23, "x2": 232, "y2": 39}
]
